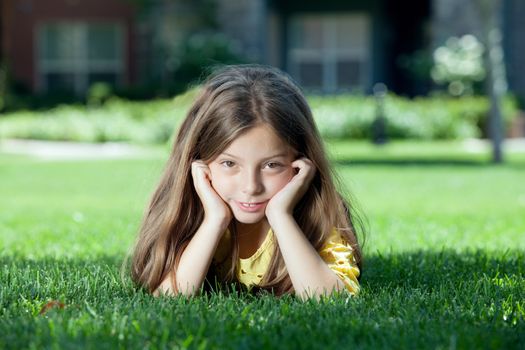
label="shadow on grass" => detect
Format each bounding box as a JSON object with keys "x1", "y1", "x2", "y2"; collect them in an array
[
  {"x1": 361, "y1": 249, "x2": 524, "y2": 291},
  {"x1": 333, "y1": 158, "x2": 525, "y2": 169},
  {"x1": 334, "y1": 158, "x2": 489, "y2": 167},
  {"x1": 1, "y1": 249, "x2": 523, "y2": 300},
  {"x1": 1, "y1": 250, "x2": 523, "y2": 349}
]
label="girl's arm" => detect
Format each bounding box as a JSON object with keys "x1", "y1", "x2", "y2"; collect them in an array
[
  {"x1": 269, "y1": 215, "x2": 345, "y2": 301},
  {"x1": 158, "y1": 218, "x2": 228, "y2": 296},
  {"x1": 266, "y1": 158, "x2": 345, "y2": 301},
  {"x1": 155, "y1": 161, "x2": 232, "y2": 297}
]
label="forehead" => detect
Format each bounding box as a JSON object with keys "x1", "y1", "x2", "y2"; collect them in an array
[{"x1": 221, "y1": 124, "x2": 292, "y2": 158}]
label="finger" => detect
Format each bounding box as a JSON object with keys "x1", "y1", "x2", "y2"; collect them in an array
[
  {"x1": 191, "y1": 160, "x2": 207, "y2": 170},
  {"x1": 291, "y1": 158, "x2": 314, "y2": 176},
  {"x1": 192, "y1": 161, "x2": 210, "y2": 175},
  {"x1": 291, "y1": 157, "x2": 312, "y2": 167},
  {"x1": 191, "y1": 162, "x2": 203, "y2": 182},
  {"x1": 202, "y1": 165, "x2": 212, "y2": 181},
  {"x1": 291, "y1": 161, "x2": 316, "y2": 189},
  {"x1": 191, "y1": 161, "x2": 203, "y2": 175},
  {"x1": 191, "y1": 163, "x2": 212, "y2": 193}
]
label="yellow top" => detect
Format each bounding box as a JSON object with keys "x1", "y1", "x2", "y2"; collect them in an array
[{"x1": 211, "y1": 227, "x2": 360, "y2": 295}]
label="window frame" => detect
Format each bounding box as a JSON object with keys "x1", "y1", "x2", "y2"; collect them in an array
[
  {"x1": 35, "y1": 20, "x2": 126, "y2": 94},
  {"x1": 287, "y1": 12, "x2": 371, "y2": 93}
]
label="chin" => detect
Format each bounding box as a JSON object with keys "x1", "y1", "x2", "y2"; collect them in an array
[
  {"x1": 233, "y1": 213, "x2": 266, "y2": 225},
  {"x1": 230, "y1": 207, "x2": 266, "y2": 225}
]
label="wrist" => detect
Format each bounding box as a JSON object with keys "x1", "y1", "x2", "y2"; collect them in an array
[
  {"x1": 203, "y1": 215, "x2": 230, "y2": 232},
  {"x1": 266, "y1": 210, "x2": 294, "y2": 227}
]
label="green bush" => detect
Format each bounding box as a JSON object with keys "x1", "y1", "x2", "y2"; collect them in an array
[
  {"x1": 0, "y1": 91, "x2": 520, "y2": 143},
  {"x1": 312, "y1": 94, "x2": 519, "y2": 140},
  {"x1": 0, "y1": 96, "x2": 190, "y2": 144}
]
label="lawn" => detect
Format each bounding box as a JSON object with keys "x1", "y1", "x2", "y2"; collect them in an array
[{"x1": 1, "y1": 141, "x2": 524, "y2": 349}]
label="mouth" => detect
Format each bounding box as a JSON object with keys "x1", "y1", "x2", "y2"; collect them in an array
[{"x1": 235, "y1": 200, "x2": 267, "y2": 213}]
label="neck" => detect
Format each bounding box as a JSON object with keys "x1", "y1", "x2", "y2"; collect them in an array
[{"x1": 234, "y1": 219, "x2": 270, "y2": 238}]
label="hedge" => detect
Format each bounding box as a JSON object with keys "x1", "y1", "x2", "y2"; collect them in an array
[{"x1": 0, "y1": 90, "x2": 519, "y2": 143}]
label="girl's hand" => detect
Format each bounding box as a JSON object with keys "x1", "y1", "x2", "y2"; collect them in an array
[
  {"x1": 191, "y1": 160, "x2": 232, "y2": 227},
  {"x1": 265, "y1": 158, "x2": 316, "y2": 221}
]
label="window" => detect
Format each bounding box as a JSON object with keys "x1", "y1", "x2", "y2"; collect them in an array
[
  {"x1": 37, "y1": 22, "x2": 125, "y2": 94},
  {"x1": 288, "y1": 13, "x2": 370, "y2": 93}
]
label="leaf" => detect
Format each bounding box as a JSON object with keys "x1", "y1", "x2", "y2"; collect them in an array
[{"x1": 39, "y1": 300, "x2": 65, "y2": 315}]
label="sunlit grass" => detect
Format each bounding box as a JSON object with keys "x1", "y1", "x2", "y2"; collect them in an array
[{"x1": 1, "y1": 141, "x2": 524, "y2": 349}]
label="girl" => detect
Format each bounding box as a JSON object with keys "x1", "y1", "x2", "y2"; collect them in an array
[{"x1": 128, "y1": 65, "x2": 364, "y2": 300}]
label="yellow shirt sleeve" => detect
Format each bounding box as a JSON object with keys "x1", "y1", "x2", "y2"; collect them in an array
[{"x1": 318, "y1": 228, "x2": 360, "y2": 295}]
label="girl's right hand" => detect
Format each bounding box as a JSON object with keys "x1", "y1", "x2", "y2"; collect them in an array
[{"x1": 191, "y1": 160, "x2": 232, "y2": 227}]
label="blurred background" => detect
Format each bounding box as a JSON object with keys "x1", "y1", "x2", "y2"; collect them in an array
[
  {"x1": 0, "y1": 0, "x2": 524, "y2": 159},
  {"x1": 1, "y1": 4, "x2": 524, "y2": 346}
]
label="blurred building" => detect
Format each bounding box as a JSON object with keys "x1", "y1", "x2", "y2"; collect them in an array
[
  {"x1": 1, "y1": 0, "x2": 136, "y2": 96},
  {"x1": 1, "y1": 0, "x2": 524, "y2": 101}
]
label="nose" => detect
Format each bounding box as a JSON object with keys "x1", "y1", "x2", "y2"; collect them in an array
[{"x1": 241, "y1": 169, "x2": 264, "y2": 195}]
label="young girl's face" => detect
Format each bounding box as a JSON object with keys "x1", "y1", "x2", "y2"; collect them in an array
[{"x1": 208, "y1": 124, "x2": 296, "y2": 225}]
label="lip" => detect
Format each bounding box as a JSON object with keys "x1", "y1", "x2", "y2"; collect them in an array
[{"x1": 235, "y1": 200, "x2": 267, "y2": 213}]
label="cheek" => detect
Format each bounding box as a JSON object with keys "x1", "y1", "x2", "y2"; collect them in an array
[
  {"x1": 267, "y1": 169, "x2": 294, "y2": 194},
  {"x1": 208, "y1": 167, "x2": 230, "y2": 199}
]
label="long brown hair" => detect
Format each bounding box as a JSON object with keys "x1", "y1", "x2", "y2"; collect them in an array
[{"x1": 124, "y1": 64, "x2": 365, "y2": 296}]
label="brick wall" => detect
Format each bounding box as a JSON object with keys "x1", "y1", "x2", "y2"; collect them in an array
[{"x1": 1, "y1": 0, "x2": 136, "y2": 92}]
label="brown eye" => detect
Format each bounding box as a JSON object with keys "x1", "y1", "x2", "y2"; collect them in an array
[
  {"x1": 265, "y1": 162, "x2": 282, "y2": 169},
  {"x1": 221, "y1": 160, "x2": 235, "y2": 168}
]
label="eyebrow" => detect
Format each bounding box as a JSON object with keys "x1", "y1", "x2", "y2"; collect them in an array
[{"x1": 221, "y1": 152, "x2": 288, "y2": 161}]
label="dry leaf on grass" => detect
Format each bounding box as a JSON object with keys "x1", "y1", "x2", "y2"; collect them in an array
[{"x1": 39, "y1": 300, "x2": 65, "y2": 315}]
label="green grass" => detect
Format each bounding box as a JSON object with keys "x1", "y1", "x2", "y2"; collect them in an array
[{"x1": 1, "y1": 141, "x2": 524, "y2": 349}]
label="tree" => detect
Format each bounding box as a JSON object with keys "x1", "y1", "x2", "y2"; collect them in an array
[{"x1": 474, "y1": 0, "x2": 507, "y2": 164}]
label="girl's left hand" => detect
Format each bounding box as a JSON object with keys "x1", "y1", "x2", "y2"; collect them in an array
[{"x1": 265, "y1": 158, "x2": 316, "y2": 220}]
